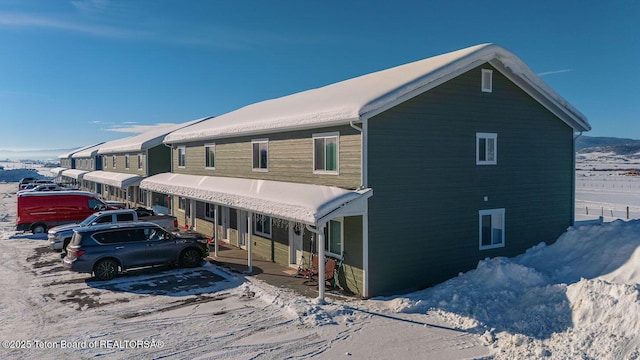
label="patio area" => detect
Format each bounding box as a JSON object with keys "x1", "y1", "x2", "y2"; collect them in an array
[{"x1": 205, "y1": 242, "x2": 357, "y2": 300}]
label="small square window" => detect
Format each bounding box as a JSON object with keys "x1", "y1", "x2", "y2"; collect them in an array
[
  {"x1": 252, "y1": 139, "x2": 268, "y2": 171},
  {"x1": 476, "y1": 133, "x2": 497, "y2": 165},
  {"x1": 479, "y1": 208, "x2": 505, "y2": 250},
  {"x1": 481, "y1": 69, "x2": 493, "y2": 93}
]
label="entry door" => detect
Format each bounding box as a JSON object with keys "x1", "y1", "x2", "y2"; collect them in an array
[
  {"x1": 238, "y1": 211, "x2": 248, "y2": 249},
  {"x1": 289, "y1": 222, "x2": 303, "y2": 267}
]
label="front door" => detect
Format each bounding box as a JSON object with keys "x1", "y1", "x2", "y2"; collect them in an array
[{"x1": 289, "y1": 222, "x2": 303, "y2": 267}]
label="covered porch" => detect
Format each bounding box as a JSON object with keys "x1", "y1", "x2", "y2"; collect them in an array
[{"x1": 141, "y1": 172, "x2": 372, "y2": 303}]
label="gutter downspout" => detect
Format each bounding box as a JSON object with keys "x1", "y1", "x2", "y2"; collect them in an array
[
  {"x1": 306, "y1": 223, "x2": 327, "y2": 304},
  {"x1": 572, "y1": 131, "x2": 583, "y2": 225},
  {"x1": 351, "y1": 118, "x2": 370, "y2": 298}
]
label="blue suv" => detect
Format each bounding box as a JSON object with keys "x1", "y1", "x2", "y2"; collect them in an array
[{"x1": 63, "y1": 222, "x2": 209, "y2": 281}]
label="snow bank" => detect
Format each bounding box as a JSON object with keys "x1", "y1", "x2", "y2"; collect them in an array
[{"x1": 386, "y1": 220, "x2": 640, "y2": 358}]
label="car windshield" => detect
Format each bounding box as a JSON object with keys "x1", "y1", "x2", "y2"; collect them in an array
[{"x1": 80, "y1": 214, "x2": 100, "y2": 226}]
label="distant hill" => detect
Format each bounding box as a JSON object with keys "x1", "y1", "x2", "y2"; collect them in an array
[
  {"x1": 576, "y1": 136, "x2": 640, "y2": 155},
  {"x1": 0, "y1": 148, "x2": 73, "y2": 162}
]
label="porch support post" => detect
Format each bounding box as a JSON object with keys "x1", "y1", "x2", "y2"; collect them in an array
[
  {"x1": 317, "y1": 222, "x2": 327, "y2": 304},
  {"x1": 247, "y1": 211, "x2": 253, "y2": 274},
  {"x1": 213, "y1": 204, "x2": 219, "y2": 257}
]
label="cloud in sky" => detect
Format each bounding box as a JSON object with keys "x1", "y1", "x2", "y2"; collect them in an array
[
  {"x1": 0, "y1": 11, "x2": 147, "y2": 39},
  {"x1": 537, "y1": 69, "x2": 575, "y2": 77}
]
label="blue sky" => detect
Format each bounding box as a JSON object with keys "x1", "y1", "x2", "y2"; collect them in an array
[{"x1": 1, "y1": 0, "x2": 639, "y2": 153}]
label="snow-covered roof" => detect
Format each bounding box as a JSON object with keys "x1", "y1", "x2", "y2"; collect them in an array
[
  {"x1": 58, "y1": 142, "x2": 104, "y2": 159},
  {"x1": 83, "y1": 170, "x2": 143, "y2": 189},
  {"x1": 140, "y1": 173, "x2": 372, "y2": 225},
  {"x1": 49, "y1": 167, "x2": 67, "y2": 176},
  {"x1": 98, "y1": 117, "x2": 212, "y2": 155},
  {"x1": 60, "y1": 169, "x2": 89, "y2": 180},
  {"x1": 164, "y1": 44, "x2": 590, "y2": 144},
  {"x1": 72, "y1": 143, "x2": 103, "y2": 158}
]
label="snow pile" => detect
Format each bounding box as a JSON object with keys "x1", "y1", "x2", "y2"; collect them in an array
[{"x1": 386, "y1": 220, "x2": 640, "y2": 358}]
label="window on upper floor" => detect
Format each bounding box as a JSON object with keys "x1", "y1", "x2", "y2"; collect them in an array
[
  {"x1": 112, "y1": 155, "x2": 117, "y2": 169},
  {"x1": 137, "y1": 154, "x2": 143, "y2": 170},
  {"x1": 102, "y1": 157, "x2": 107, "y2": 169},
  {"x1": 481, "y1": 69, "x2": 493, "y2": 93},
  {"x1": 252, "y1": 139, "x2": 268, "y2": 171},
  {"x1": 476, "y1": 133, "x2": 497, "y2": 165},
  {"x1": 479, "y1": 208, "x2": 505, "y2": 250},
  {"x1": 313, "y1": 132, "x2": 339, "y2": 174},
  {"x1": 177, "y1": 146, "x2": 186, "y2": 168},
  {"x1": 125, "y1": 155, "x2": 130, "y2": 169},
  {"x1": 253, "y1": 214, "x2": 272, "y2": 238},
  {"x1": 205, "y1": 143, "x2": 216, "y2": 169}
]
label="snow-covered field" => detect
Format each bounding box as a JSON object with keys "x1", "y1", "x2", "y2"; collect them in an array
[{"x1": 2, "y1": 164, "x2": 640, "y2": 359}]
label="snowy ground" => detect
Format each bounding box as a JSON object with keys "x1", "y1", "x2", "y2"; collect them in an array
[{"x1": 1, "y1": 164, "x2": 640, "y2": 359}]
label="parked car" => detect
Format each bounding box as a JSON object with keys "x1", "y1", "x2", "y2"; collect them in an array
[
  {"x1": 16, "y1": 190, "x2": 112, "y2": 234},
  {"x1": 18, "y1": 183, "x2": 67, "y2": 194},
  {"x1": 63, "y1": 222, "x2": 209, "y2": 280},
  {"x1": 18, "y1": 177, "x2": 36, "y2": 190},
  {"x1": 48, "y1": 208, "x2": 179, "y2": 252}
]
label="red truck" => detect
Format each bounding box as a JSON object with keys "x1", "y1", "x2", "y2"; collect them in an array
[{"x1": 17, "y1": 191, "x2": 111, "y2": 234}]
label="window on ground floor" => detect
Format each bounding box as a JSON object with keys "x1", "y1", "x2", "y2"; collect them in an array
[
  {"x1": 324, "y1": 218, "x2": 343, "y2": 257},
  {"x1": 479, "y1": 208, "x2": 505, "y2": 250},
  {"x1": 178, "y1": 197, "x2": 186, "y2": 212},
  {"x1": 254, "y1": 214, "x2": 272, "y2": 238},
  {"x1": 204, "y1": 203, "x2": 215, "y2": 221}
]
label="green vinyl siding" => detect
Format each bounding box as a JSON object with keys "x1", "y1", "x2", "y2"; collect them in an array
[
  {"x1": 172, "y1": 126, "x2": 361, "y2": 189},
  {"x1": 367, "y1": 64, "x2": 575, "y2": 296}
]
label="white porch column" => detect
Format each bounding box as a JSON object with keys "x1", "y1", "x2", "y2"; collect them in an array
[
  {"x1": 317, "y1": 222, "x2": 327, "y2": 304},
  {"x1": 189, "y1": 199, "x2": 196, "y2": 230},
  {"x1": 246, "y1": 211, "x2": 253, "y2": 274},
  {"x1": 213, "y1": 204, "x2": 219, "y2": 257}
]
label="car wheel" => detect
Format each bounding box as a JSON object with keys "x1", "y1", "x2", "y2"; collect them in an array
[
  {"x1": 31, "y1": 224, "x2": 46, "y2": 234},
  {"x1": 62, "y1": 238, "x2": 71, "y2": 253},
  {"x1": 180, "y1": 248, "x2": 202, "y2": 268},
  {"x1": 93, "y1": 259, "x2": 119, "y2": 281}
]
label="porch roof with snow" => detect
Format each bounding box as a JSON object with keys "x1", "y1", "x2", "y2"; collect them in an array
[
  {"x1": 164, "y1": 43, "x2": 590, "y2": 144},
  {"x1": 140, "y1": 173, "x2": 373, "y2": 226},
  {"x1": 49, "y1": 167, "x2": 66, "y2": 176},
  {"x1": 83, "y1": 171, "x2": 143, "y2": 189},
  {"x1": 97, "y1": 117, "x2": 212, "y2": 155},
  {"x1": 61, "y1": 169, "x2": 89, "y2": 180}
]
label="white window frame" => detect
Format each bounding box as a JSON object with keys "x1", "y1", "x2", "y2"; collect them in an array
[
  {"x1": 476, "y1": 133, "x2": 497, "y2": 165},
  {"x1": 177, "y1": 146, "x2": 186, "y2": 168},
  {"x1": 479, "y1": 208, "x2": 505, "y2": 250},
  {"x1": 112, "y1": 155, "x2": 117, "y2": 169},
  {"x1": 137, "y1": 154, "x2": 143, "y2": 170},
  {"x1": 252, "y1": 139, "x2": 268, "y2": 172},
  {"x1": 481, "y1": 68, "x2": 493, "y2": 93},
  {"x1": 125, "y1": 154, "x2": 130, "y2": 169},
  {"x1": 204, "y1": 143, "x2": 216, "y2": 169},
  {"x1": 178, "y1": 196, "x2": 186, "y2": 212},
  {"x1": 102, "y1": 157, "x2": 107, "y2": 169},
  {"x1": 324, "y1": 218, "x2": 343, "y2": 258},
  {"x1": 204, "y1": 203, "x2": 215, "y2": 221},
  {"x1": 313, "y1": 132, "x2": 339, "y2": 175},
  {"x1": 253, "y1": 214, "x2": 272, "y2": 238}
]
